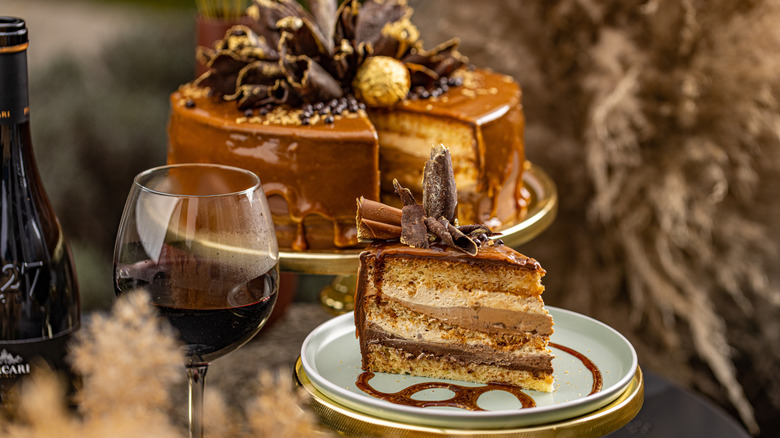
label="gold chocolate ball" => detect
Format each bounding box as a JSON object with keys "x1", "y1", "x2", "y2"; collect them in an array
[{"x1": 352, "y1": 56, "x2": 411, "y2": 108}]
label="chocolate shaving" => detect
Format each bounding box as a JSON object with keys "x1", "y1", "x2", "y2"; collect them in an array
[
  {"x1": 447, "y1": 222, "x2": 479, "y2": 256},
  {"x1": 393, "y1": 179, "x2": 416, "y2": 206},
  {"x1": 359, "y1": 218, "x2": 402, "y2": 240},
  {"x1": 358, "y1": 197, "x2": 402, "y2": 225},
  {"x1": 423, "y1": 145, "x2": 458, "y2": 223},
  {"x1": 276, "y1": 16, "x2": 329, "y2": 59},
  {"x1": 196, "y1": 51, "x2": 249, "y2": 96},
  {"x1": 403, "y1": 39, "x2": 467, "y2": 87},
  {"x1": 281, "y1": 54, "x2": 344, "y2": 102},
  {"x1": 303, "y1": 0, "x2": 338, "y2": 54},
  {"x1": 401, "y1": 205, "x2": 429, "y2": 248},
  {"x1": 424, "y1": 217, "x2": 454, "y2": 248},
  {"x1": 230, "y1": 81, "x2": 290, "y2": 109},
  {"x1": 355, "y1": 145, "x2": 501, "y2": 254},
  {"x1": 237, "y1": 60, "x2": 285, "y2": 85}
]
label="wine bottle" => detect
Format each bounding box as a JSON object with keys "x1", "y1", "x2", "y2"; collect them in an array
[{"x1": 0, "y1": 17, "x2": 80, "y2": 407}]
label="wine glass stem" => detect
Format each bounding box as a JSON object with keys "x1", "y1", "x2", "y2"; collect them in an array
[{"x1": 186, "y1": 364, "x2": 209, "y2": 438}]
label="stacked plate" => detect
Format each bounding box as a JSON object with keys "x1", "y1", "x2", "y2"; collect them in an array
[{"x1": 297, "y1": 307, "x2": 642, "y2": 436}]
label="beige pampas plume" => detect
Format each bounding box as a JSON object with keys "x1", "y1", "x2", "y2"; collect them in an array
[
  {"x1": 0, "y1": 291, "x2": 334, "y2": 438},
  {"x1": 576, "y1": 0, "x2": 780, "y2": 434},
  {"x1": 0, "y1": 367, "x2": 78, "y2": 438},
  {"x1": 70, "y1": 291, "x2": 184, "y2": 421},
  {"x1": 245, "y1": 369, "x2": 332, "y2": 438},
  {"x1": 0, "y1": 290, "x2": 183, "y2": 438},
  {"x1": 429, "y1": 0, "x2": 780, "y2": 434}
]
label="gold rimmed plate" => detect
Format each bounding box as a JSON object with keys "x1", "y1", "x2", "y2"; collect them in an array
[
  {"x1": 298, "y1": 307, "x2": 638, "y2": 430},
  {"x1": 279, "y1": 161, "x2": 557, "y2": 276},
  {"x1": 295, "y1": 361, "x2": 643, "y2": 438}
]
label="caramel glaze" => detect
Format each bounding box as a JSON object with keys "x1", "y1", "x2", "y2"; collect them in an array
[
  {"x1": 368, "y1": 241, "x2": 544, "y2": 270},
  {"x1": 355, "y1": 343, "x2": 602, "y2": 411},
  {"x1": 551, "y1": 342, "x2": 603, "y2": 395},
  {"x1": 167, "y1": 92, "x2": 380, "y2": 250},
  {"x1": 167, "y1": 69, "x2": 526, "y2": 250}
]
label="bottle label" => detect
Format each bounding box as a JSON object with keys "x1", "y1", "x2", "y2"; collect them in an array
[
  {"x1": 0, "y1": 49, "x2": 30, "y2": 125},
  {"x1": 0, "y1": 260, "x2": 43, "y2": 305},
  {"x1": 0, "y1": 328, "x2": 76, "y2": 407}
]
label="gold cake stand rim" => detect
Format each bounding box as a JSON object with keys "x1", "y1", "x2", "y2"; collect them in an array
[
  {"x1": 293, "y1": 358, "x2": 644, "y2": 437},
  {"x1": 279, "y1": 161, "x2": 557, "y2": 276}
]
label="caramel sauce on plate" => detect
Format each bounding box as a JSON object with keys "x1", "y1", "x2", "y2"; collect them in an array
[
  {"x1": 356, "y1": 343, "x2": 602, "y2": 411},
  {"x1": 550, "y1": 342, "x2": 603, "y2": 395},
  {"x1": 357, "y1": 372, "x2": 535, "y2": 410}
]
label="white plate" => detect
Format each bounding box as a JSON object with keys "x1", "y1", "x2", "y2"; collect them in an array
[{"x1": 300, "y1": 307, "x2": 637, "y2": 429}]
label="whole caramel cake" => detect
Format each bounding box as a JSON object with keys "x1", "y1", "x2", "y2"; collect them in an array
[
  {"x1": 354, "y1": 146, "x2": 554, "y2": 392},
  {"x1": 167, "y1": 0, "x2": 527, "y2": 250}
]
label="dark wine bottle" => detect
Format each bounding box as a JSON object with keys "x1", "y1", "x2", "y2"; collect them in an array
[{"x1": 0, "y1": 17, "x2": 80, "y2": 407}]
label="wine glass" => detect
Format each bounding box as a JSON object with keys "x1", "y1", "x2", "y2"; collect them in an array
[{"x1": 113, "y1": 163, "x2": 279, "y2": 438}]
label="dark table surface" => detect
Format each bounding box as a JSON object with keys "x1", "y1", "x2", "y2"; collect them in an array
[{"x1": 607, "y1": 369, "x2": 750, "y2": 438}]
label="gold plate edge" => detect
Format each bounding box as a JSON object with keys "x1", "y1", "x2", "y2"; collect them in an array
[{"x1": 293, "y1": 357, "x2": 643, "y2": 437}]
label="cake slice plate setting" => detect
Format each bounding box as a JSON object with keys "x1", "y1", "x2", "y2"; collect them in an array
[{"x1": 300, "y1": 307, "x2": 638, "y2": 429}]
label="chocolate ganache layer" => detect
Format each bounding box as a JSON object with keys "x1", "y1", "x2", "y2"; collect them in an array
[{"x1": 362, "y1": 324, "x2": 554, "y2": 376}]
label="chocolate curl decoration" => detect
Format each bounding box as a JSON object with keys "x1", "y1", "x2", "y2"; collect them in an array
[
  {"x1": 403, "y1": 39, "x2": 467, "y2": 87},
  {"x1": 423, "y1": 145, "x2": 458, "y2": 223},
  {"x1": 197, "y1": 0, "x2": 469, "y2": 110},
  {"x1": 393, "y1": 178, "x2": 416, "y2": 206},
  {"x1": 446, "y1": 221, "x2": 479, "y2": 256},
  {"x1": 357, "y1": 197, "x2": 402, "y2": 240},
  {"x1": 308, "y1": 0, "x2": 338, "y2": 54},
  {"x1": 424, "y1": 217, "x2": 454, "y2": 248},
  {"x1": 356, "y1": 146, "x2": 498, "y2": 254}
]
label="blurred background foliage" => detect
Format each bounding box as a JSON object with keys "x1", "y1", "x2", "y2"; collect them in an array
[
  {"x1": 28, "y1": 3, "x2": 196, "y2": 310},
  {"x1": 26, "y1": 0, "x2": 328, "y2": 311}
]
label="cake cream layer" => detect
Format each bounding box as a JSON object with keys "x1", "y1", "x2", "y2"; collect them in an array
[
  {"x1": 167, "y1": 88, "x2": 380, "y2": 250},
  {"x1": 370, "y1": 244, "x2": 553, "y2": 337},
  {"x1": 370, "y1": 69, "x2": 527, "y2": 226},
  {"x1": 364, "y1": 296, "x2": 550, "y2": 356}
]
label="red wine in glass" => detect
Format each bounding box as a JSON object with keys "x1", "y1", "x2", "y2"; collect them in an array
[
  {"x1": 115, "y1": 250, "x2": 278, "y2": 365},
  {"x1": 113, "y1": 163, "x2": 279, "y2": 438}
]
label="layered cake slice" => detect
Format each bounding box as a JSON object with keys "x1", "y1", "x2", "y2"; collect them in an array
[
  {"x1": 355, "y1": 243, "x2": 554, "y2": 392},
  {"x1": 354, "y1": 146, "x2": 554, "y2": 392}
]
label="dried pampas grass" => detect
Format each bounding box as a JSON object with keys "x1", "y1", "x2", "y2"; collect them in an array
[
  {"x1": 578, "y1": 1, "x2": 780, "y2": 434},
  {"x1": 0, "y1": 291, "x2": 332, "y2": 438},
  {"x1": 411, "y1": 0, "x2": 780, "y2": 435}
]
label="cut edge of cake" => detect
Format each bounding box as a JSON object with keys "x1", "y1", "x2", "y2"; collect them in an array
[{"x1": 355, "y1": 243, "x2": 555, "y2": 393}]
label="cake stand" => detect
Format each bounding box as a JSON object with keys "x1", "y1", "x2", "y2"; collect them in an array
[{"x1": 278, "y1": 161, "x2": 558, "y2": 314}]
